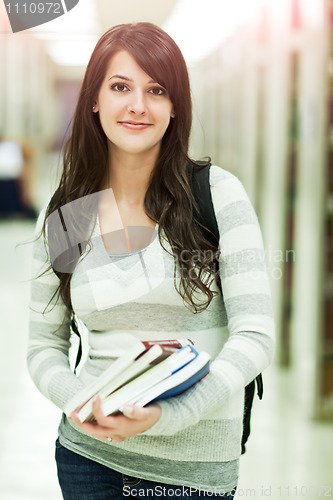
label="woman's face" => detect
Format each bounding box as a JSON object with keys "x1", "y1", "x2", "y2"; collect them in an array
[{"x1": 94, "y1": 50, "x2": 174, "y2": 160}]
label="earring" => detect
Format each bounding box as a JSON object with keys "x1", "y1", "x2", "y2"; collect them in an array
[
  {"x1": 171, "y1": 112, "x2": 176, "y2": 118},
  {"x1": 92, "y1": 106, "x2": 96, "y2": 111}
]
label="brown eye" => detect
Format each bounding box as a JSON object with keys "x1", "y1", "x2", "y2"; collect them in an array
[
  {"x1": 111, "y1": 83, "x2": 128, "y2": 92},
  {"x1": 149, "y1": 87, "x2": 165, "y2": 96}
]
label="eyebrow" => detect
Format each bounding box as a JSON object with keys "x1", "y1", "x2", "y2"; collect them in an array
[{"x1": 108, "y1": 74, "x2": 157, "y2": 84}]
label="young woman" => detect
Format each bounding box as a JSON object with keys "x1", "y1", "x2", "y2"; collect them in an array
[{"x1": 28, "y1": 22, "x2": 275, "y2": 499}]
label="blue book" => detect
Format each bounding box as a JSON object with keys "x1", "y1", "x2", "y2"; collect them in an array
[
  {"x1": 99, "y1": 344, "x2": 204, "y2": 417},
  {"x1": 130, "y1": 352, "x2": 211, "y2": 408},
  {"x1": 154, "y1": 360, "x2": 210, "y2": 400}
]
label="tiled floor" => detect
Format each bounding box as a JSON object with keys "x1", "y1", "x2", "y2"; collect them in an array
[{"x1": 0, "y1": 219, "x2": 332, "y2": 500}]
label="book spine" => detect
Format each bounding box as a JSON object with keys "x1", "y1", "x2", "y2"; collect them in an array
[{"x1": 141, "y1": 339, "x2": 193, "y2": 348}]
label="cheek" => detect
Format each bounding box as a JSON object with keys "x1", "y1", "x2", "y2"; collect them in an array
[
  {"x1": 155, "y1": 107, "x2": 172, "y2": 127},
  {"x1": 97, "y1": 92, "x2": 120, "y2": 115},
  {"x1": 98, "y1": 101, "x2": 118, "y2": 129},
  {"x1": 161, "y1": 114, "x2": 172, "y2": 132},
  {"x1": 98, "y1": 113, "x2": 116, "y2": 141},
  {"x1": 98, "y1": 110, "x2": 108, "y2": 131}
]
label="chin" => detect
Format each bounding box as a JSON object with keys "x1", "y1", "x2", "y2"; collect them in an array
[{"x1": 114, "y1": 141, "x2": 160, "y2": 155}]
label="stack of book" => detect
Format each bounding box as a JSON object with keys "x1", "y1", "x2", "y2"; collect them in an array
[{"x1": 64, "y1": 339, "x2": 210, "y2": 422}]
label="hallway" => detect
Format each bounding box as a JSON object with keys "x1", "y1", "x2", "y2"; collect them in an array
[{"x1": 0, "y1": 0, "x2": 332, "y2": 498}]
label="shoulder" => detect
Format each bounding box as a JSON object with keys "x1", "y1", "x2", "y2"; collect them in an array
[
  {"x1": 209, "y1": 165, "x2": 253, "y2": 211},
  {"x1": 207, "y1": 166, "x2": 262, "y2": 247},
  {"x1": 209, "y1": 164, "x2": 243, "y2": 189}
]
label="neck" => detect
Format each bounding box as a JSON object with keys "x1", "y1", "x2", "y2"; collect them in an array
[{"x1": 102, "y1": 146, "x2": 160, "y2": 206}]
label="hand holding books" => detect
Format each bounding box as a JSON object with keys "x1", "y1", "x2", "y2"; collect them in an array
[
  {"x1": 69, "y1": 395, "x2": 163, "y2": 443},
  {"x1": 65, "y1": 339, "x2": 210, "y2": 424}
]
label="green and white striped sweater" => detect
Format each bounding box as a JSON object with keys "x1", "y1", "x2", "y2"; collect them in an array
[{"x1": 27, "y1": 165, "x2": 275, "y2": 491}]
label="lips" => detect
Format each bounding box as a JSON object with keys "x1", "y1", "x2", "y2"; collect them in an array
[
  {"x1": 119, "y1": 121, "x2": 151, "y2": 130},
  {"x1": 120, "y1": 121, "x2": 150, "y2": 125}
]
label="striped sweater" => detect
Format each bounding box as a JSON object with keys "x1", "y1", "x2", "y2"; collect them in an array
[{"x1": 27, "y1": 165, "x2": 275, "y2": 492}]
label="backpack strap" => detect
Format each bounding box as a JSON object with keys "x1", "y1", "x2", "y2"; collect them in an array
[
  {"x1": 188, "y1": 162, "x2": 219, "y2": 248},
  {"x1": 189, "y1": 162, "x2": 263, "y2": 454},
  {"x1": 71, "y1": 316, "x2": 82, "y2": 375}
]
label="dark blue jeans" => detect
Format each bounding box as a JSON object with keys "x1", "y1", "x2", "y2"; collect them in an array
[{"x1": 55, "y1": 438, "x2": 237, "y2": 499}]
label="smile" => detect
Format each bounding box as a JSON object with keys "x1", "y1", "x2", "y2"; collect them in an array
[{"x1": 119, "y1": 122, "x2": 151, "y2": 130}]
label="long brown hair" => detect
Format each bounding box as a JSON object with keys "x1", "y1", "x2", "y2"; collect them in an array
[{"x1": 40, "y1": 22, "x2": 219, "y2": 319}]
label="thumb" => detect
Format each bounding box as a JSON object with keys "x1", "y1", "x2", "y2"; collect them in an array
[{"x1": 121, "y1": 404, "x2": 146, "y2": 420}]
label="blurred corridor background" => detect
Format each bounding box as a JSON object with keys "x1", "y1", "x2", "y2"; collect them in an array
[{"x1": 0, "y1": 0, "x2": 332, "y2": 498}]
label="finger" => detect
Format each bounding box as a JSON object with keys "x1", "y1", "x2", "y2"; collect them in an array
[
  {"x1": 107, "y1": 435, "x2": 126, "y2": 443},
  {"x1": 92, "y1": 397, "x2": 119, "y2": 427},
  {"x1": 78, "y1": 423, "x2": 114, "y2": 441},
  {"x1": 69, "y1": 412, "x2": 111, "y2": 439},
  {"x1": 70, "y1": 411, "x2": 104, "y2": 433},
  {"x1": 69, "y1": 411, "x2": 84, "y2": 426},
  {"x1": 91, "y1": 396, "x2": 107, "y2": 423},
  {"x1": 121, "y1": 404, "x2": 147, "y2": 420}
]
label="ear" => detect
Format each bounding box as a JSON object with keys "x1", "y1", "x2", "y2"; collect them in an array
[
  {"x1": 92, "y1": 102, "x2": 99, "y2": 113},
  {"x1": 171, "y1": 111, "x2": 176, "y2": 118}
]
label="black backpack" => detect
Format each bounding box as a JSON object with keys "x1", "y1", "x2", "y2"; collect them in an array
[
  {"x1": 65, "y1": 162, "x2": 263, "y2": 454},
  {"x1": 188, "y1": 162, "x2": 263, "y2": 455}
]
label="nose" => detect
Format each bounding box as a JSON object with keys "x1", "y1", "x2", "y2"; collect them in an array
[{"x1": 127, "y1": 90, "x2": 147, "y2": 115}]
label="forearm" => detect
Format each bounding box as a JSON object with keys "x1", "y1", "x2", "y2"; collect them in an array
[{"x1": 27, "y1": 346, "x2": 85, "y2": 409}]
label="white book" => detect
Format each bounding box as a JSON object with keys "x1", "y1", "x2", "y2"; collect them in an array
[
  {"x1": 99, "y1": 345, "x2": 198, "y2": 418},
  {"x1": 64, "y1": 342, "x2": 146, "y2": 417},
  {"x1": 77, "y1": 343, "x2": 175, "y2": 422}
]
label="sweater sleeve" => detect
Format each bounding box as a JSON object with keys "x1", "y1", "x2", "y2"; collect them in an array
[
  {"x1": 27, "y1": 208, "x2": 85, "y2": 410},
  {"x1": 142, "y1": 166, "x2": 275, "y2": 436}
]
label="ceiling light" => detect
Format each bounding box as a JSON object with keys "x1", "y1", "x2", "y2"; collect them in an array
[
  {"x1": 32, "y1": 0, "x2": 99, "y2": 66},
  {"x1": 163, "y1": 0, "x2": 268, "y2": 65}
]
